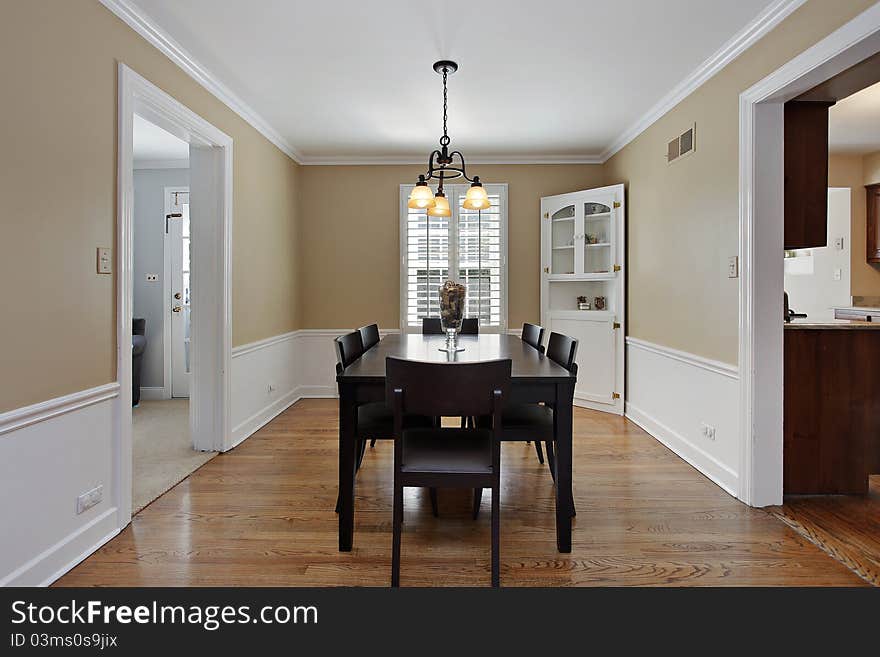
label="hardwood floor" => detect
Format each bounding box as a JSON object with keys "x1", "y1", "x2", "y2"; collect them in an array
[
  {"x1": 770, "y1": 476, "x2": 880, "y2": 586},
  {"x1": 55, "y1": 400, "x2": 865, "y2": 587}
]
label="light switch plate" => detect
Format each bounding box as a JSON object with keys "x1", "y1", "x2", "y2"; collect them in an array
[
  {"x1": 97, "y1": 247, "x2": 112, "y2": 274},
  {"x1": 727, "y1": 256, "x2": 739, "y2": 278}
]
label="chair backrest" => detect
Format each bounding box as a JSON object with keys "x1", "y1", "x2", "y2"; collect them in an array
[
  {"x1": 546, "y1": 332, "x2": 578, "y2": 374},
  {"x1": 460, "y1": 318, "x2": 479, "y2": 335},
  {"x1": 386, "y1": 357, "x2": 511, "y2": 419},
  {"x1": 421, "y1": 317, "x2": 443, "y2": 335},
  {"x1": 521, "y1": 322, "x2": 544, "y2": 352},
  {"x1": 358, "y1": 323, "x2": 380, "y2": 350},
  {"x1": 334, "y1": 331, "x2": 364, "y2": 375}
]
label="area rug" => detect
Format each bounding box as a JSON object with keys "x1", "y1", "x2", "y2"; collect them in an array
[{"x1": 132, "y1": 399, "x2": 216, "y2": 513}]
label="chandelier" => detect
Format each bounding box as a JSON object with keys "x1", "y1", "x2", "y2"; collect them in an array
[{"x1": 407, "y1": 60, "x2": 490, "y2": 217}]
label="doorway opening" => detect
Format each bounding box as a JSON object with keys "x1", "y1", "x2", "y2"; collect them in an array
[{"x1": 117, "y1": 65, "x2": 232, "y2": 524}]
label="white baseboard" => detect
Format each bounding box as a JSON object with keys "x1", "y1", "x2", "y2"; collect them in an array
[
  {"x1": 625, "y1": 337, "x2": 740, "y2": 498},
  {"x1": 230, "y1": 387, "x2": 299, "y2": 448},
  {"x1": 137, "y1": 386, "x2": 166, "y2": 401}
]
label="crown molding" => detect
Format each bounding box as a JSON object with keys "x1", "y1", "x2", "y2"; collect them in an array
[
  {"x1": 298, "y1": 154, "x2": 604, "y2": 166},
  {"x1": 599, "y1": 0, "x2": 808, "y2": 162},
  {"x1": 99, "y1": 0, "x2": 303, "y2": 163}
]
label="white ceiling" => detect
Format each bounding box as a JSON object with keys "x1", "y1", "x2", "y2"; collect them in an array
[
  {"x1": 133, "y1": 114, "x2": 190, "y2": 163},
  {"x1": 829, "y1": 80, "x2": 880, "y2": 155},
  {"x1": 126, "y1": 0, "x2": 780, "y2": 162}
]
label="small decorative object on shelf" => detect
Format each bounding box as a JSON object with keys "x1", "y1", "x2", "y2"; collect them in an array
[
  {"x1": 439, "y1": 280, "x2": 466, "y2": 352},
  {"x1": 594, "y1": 296, "x2": 606, "y2": 311},
  {"x1": 577, "y1": 295, "x2": 591, "y2": 311},
  {"x1": 585, "y1": 202, "x2": 611, "y2": 215},
  {"x1": 586, "y1": 233, "x2": 599, "y2": 244}
]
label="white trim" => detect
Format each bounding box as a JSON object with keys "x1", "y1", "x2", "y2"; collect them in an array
[
  {"x1": 0, "y1": 383, "x2": 119, "y2": 437},
  {"x1": 302, "y1": 155, "x2": 604, "y2": 166},
  {"x1": 293, "y1": 328, "x2": 401, "y2": 338},
  {"x1": 99, "y1": 0, "x2": 301, "y2": 163},
  {"x1": 137, "y1": 386, "x2": 166, "y2": 401},
  {"x1": 163, "y1": 184, "x2": 188, "y2": 400},
  {"x1": 232, "y1": 330, "x2": 298, "y2": 358},
  {"x1": 231, "y1": 388, "x2": 299, "y2": 448},
  {"x1": 738, "y1": 3, "x2": 880, "y2": 507},
  {"x1": 625, "y1": 337, "x2": 739, "y2": 380},
  {"x1": 0, "y1": 508, "x2": 120, "y2": 588},
  {"x1": 600, "y1": 0, "x2": 807, "y2": 162},
  {"x1": 118, "y1": 64, "x2": 234, "y2": 534},
  {"x1": 134, "y1": 158, "x2": 189, "y2": 170},
  {"x1": 625, "y1": 403, "x2": 739, "y2": 496}
]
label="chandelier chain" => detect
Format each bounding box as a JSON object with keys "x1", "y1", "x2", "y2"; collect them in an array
[{"x1": 441, "y1": 66, "x2": 449, "y2": 146}]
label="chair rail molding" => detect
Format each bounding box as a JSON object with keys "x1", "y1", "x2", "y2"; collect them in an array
[{"x1": 0, "y1": 383, "x2": 119, "y2": 437}]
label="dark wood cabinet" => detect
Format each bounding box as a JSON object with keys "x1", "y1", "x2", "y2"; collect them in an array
[
  {"x1": 867, "y1": 183, "x2": 880, "y2": 264},
  {"x1": 783, "y1": 101, "x2": 834, "y2": 250}
]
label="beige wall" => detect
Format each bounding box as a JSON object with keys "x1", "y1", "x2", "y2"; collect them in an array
[
  {"x1": 829, "y1": 153, "x2": 880, "y2": 299},
  {"x1": 0, "y1": 1, "x2": 301, "y2": 412},
  {"x1": 298, "y1": 164, "x2": 604, "y2": 329},
  {"x1": 603, "y1": 0, "x2": 876, "y2": 365},
  {"x1": 866, "y1": 151, "x2": 880, "y2": 185}
]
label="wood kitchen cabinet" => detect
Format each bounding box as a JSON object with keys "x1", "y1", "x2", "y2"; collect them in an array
[
  {"x1": 783, "y1": 101, "x2": 834, "y2": 249},
  {"x1": 867, "y1": 183, "x2": 880, "y2": 264}
]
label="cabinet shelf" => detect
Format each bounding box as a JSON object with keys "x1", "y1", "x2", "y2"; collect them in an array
[
  {"x1": 547, "y1": 272, "x2": 615, "y2": 281},
  {"x1": 584, "y1": 213, "x2": 611, "y2": 221},
  {"x1": 550, "y1": 309, "x2": 616, "y2": 321},
  {"x1": 584, "y1": 242, "x2": 611, "y2": 248},
  {"x1": 552, "y1": 217, "x2": 574, "y2": 223},
  {"x1": 552, "y1": 245, "x2": 575, "y2": 250}
]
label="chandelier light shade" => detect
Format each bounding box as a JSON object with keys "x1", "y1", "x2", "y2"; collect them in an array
[
  {"x1": 407, "y1": 175, "x2": 436, "y2": 209},
  {"x1": 462, "y1": 177, "x2": 491, "y2": 210},
  {"x1": 408, "y1": 60, "x2": 485, "y2": 214},
  {"x1": 427, "y1": 192, "x2": 451, "y2": 217}
]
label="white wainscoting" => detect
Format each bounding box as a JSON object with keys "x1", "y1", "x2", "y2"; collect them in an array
[
  {"x1": 0, "y1": 384, "x2": 121, "y2": 586},
  {"x1": 625, "y1": 337, "x2": 740, "y2": 497}
]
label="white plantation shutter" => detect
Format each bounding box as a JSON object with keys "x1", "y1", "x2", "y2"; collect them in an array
[{"x1": 400, "y1": 183, "x2": 507, "y2": 332}]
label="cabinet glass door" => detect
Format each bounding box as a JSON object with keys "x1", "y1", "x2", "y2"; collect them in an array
[
  {"x1": 582, "y1": 198, "x2": 614, "y2": 276},
  {"x1": 548, "y1": 202, "x2": 578, "y2": 275}
]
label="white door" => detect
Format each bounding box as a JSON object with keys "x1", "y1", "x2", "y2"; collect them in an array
[{"x1": 168, "y1": 189, "x2": 191, "y2": 398}]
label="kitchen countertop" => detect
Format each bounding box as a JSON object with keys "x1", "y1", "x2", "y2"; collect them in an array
[{"x1": 785, "y1": 317, "x2": 880, "y2": 329}]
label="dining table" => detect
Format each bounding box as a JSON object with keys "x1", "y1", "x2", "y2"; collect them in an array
[{"x1": 335, "y1": 332, "x2": 577, "y2": 553}]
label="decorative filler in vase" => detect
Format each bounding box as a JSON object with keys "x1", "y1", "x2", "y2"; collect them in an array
[{"x1": 439, "y1": 280, "x2": 466, "y2": 352}]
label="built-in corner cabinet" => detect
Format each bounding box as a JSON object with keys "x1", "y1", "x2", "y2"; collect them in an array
[{"x1": 541, "y1": 184, "x2": 625, "y2": 415}]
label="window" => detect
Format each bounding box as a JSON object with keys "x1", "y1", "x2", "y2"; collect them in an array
[{"x1": 400, "y1": 183, "x2": 507, "y2": 332}]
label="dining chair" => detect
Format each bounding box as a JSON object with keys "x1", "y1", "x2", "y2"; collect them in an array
[
  {"x1": 358, "y1": 323, "x2": 380, "y2": 351},
  {"x1": 421, "y1": 317, "x2": 443, "y2": 334},
  {"x1": 333, "y1": 332, "x2": 431, "y2": 513},
  {"x1": 460, "y1": 317, "x2": 479, "y2": 335},
  {"x1": 499, "y1": 332, "x2": 578, "y2": 515},
  {"x1": 386, "y1": 356, "x2": 511, "y2": 587},
  {"x1": 521, "y1": 322, "x2": 545, "y2": 353}
]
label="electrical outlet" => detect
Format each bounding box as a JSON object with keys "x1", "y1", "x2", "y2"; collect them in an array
[
  {"x1": 727, "y1": 256, "x2": 739, "y2": 279},
  {"x1": 145, "y1": 273, "x2": 159, "y2": 282},
  {"x1": 700, "y1": 423, "x2": 716, "y2": 441},
  {"x1": 267, "y1": 384, "x2": 276, "y2": 395},
  {"x1": 76, "y1": 485, "x2": 103, "y2": 514}
]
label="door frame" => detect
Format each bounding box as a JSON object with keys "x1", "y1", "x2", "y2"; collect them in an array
[
  {"x1": 117, "y1": 63, "x2": 233, "y2": 526},
  {"x1": 163, "y1": 185, "x2": 189, "y2": 400},
  {"x1": 738, "y1": 4, "x2": 880, "y2": 506}
]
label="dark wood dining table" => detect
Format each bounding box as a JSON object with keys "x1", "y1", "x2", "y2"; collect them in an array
[{"x1": 336, "y1": 332, "x2": 576, "y2": 553}]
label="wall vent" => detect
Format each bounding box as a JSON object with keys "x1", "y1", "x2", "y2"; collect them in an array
[{"x1": 666, "y1": 124, "x2": 696, "y2": 164}]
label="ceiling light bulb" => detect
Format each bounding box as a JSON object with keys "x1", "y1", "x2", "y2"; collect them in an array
[
  {"x1": 428, "y1": 193, "x2": 451, "y2": 217},
  {"x1": 462, "y1": 178, "x2": 491, "y2": 210},
  {"x1": 408, "y1": 176, "x2": 436, "y2": 209}
]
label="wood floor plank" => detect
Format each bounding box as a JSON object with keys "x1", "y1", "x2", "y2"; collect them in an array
[{"x1": 54, "y1": 399, "x2": 865, "y2": 587}]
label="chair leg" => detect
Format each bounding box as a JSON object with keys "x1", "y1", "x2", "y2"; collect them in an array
[
  {"x1": 491, "y1": 485, "x2": 500, "y2": 588},
  {"x1": 429, "y1": 487, "x2": 439, "y2": 517},
  {"x1": 391, "y1": 483, "x2": 403, "y2": 587},
  {"x1": 545, "y1": 440, "x2": 556, "y2": 482},
  {"x1": 356, "y1": 439, "x2": 367, "y2": 470},
  {"x1": 369, "y1": 438, "x2": 377, "y2": 448},
  {"x1": 472, "y1": 487, "x2": 483, "y2": 519},
  {"x1": 533, "y1": 440, "x2": 545, "y2": 464}
]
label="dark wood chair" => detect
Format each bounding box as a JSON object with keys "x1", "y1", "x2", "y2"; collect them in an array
[
  {"x1": 333, "y1": 331, "x2": 430, "y2": 513},
  {"x1": 386, "y1": 356, "x2": 511, "y2": 587},
  {"x1": 358, "y1": 323, "x2": 380, "y2": 351},
  {"x1": 501, "y1": 332, "x2": 578, "y2": 514},
  {"x1": 521, "y1": 322, "x2": 545, "y2": 353},
  {"x1": 421, "y1": 317, "x2": 443, "y2": 334},
  {"x1": 460, "y1": 317, "x2": 479, "y2": 334},
  {"x1": 520, "y1": 322, "x2": 546, "y2": 462}
]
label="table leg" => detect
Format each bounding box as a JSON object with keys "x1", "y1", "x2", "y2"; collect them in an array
[
  {"x1": 338, "y1": 384, "x2": 358, "y2": 551},
  {"x1": 554, "y1": 382, "x2": 574, "y2": 553}
]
